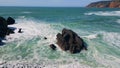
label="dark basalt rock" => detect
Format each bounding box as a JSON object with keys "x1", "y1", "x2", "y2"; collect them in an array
[
  {"x1": 7, "y1": 17, "x2": 15, "y2": 25},
  {"x1": 0, "y1": 16, "x2": 8, "y2": 39},
  {"x1": 49, "y1": 44, "x2": 56, "y2": 50},
  {"x1": 56, "y1": 28, "x2": 87, "y2": 54}
]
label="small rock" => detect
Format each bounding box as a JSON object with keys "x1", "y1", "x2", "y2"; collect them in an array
[
  {"x1": 44, "y1": 37, "x2": 47, "y2": 40},
  {"x1": 18, "y1": 28, "x2": 23, "y2": 33},
  {"x1": 49, "y1": 44, "x2": 56, "y2": 50}
]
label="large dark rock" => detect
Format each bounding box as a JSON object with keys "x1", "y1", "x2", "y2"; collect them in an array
[
  {"x1": 0, "y1": 17, "x2": 15, "y2": 39},
  {"x1": 56, "y1": 28, "x2": 87, "y2": 54},
  {"x1": 0, "y1": 16, "x2": 8, "y2": 39},
  {"x1": 7, "y1": 17, "x2": 15, "y2": 25}
]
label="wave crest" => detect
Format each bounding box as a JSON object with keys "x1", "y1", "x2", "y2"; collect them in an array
[{"x1": 84, "y1": 11, "x2": 120, "y2": 16}]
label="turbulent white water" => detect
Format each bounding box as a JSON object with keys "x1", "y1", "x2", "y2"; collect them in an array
[
  {"x1": 84, "y1": 11, "x2": 120, "y2": 16},
  {"x1": 0, "y1": 18, "x2": 120, "y2": 68},
  {"x1": 6, "y1": 18, "x2": 58, "y2": 43}
]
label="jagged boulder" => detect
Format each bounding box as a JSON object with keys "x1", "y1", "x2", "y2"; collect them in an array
[
  {"x1": 7, "y1": 17, "x2": 15, "y2": 25},
  {"x1": 56, "y1": 28, "x2": 87, "y2": 54}
]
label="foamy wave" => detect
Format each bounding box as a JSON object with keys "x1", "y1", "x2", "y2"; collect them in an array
[
  {"x1": 103, "y1": 32, "x2": 120, "y2": 48},
  {"x1": 6, "y1": 18, "x2": 58, "y2": 44},
  {"x1": 83, "y1": 34, "x2": 98, "y2": 39},
  {"x1": 84, "y1": 11, "x2": 120, "y2": 16},
  {"x1": 18, "y1": 16, "x2": 26, "y2": 19}
]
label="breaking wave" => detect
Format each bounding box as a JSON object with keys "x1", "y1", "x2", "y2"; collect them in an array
[
  {"x1": 6, "y1": 18, "x2": 58, "y2": 44},
  {"x1": 102, "y1": 32, "x2": 120, "y2": 48},
  {"x1": 84, "y1": 11, "x2": 120, "y2": 16}
]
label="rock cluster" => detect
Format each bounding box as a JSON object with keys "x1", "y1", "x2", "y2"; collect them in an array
[{"x1": 0, "y1": 16, "x2": 15, "y2": 45}]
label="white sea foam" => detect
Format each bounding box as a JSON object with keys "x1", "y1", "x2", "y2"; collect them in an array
[
  {"x1": 0, "y1": 60, "x2": 91, "y2": 68},
  {"x1": 102, "y1": 32, "x2": 120, "y2": 48},
  {"x1": 83, "y1": 34, "x2": 98, "y2": 39},
  {"x1": 18, "y1": 16, "x2": 26, "y2": 19},
  {"x1": 6, "y1": 18, "x2": 58, "y2": 44},
  {"x1": 85, "y1": 11, "x2": 120, "y2": 16},
  {"x1": 21, "y1": 11, "x2": 32, "y2": 14}
]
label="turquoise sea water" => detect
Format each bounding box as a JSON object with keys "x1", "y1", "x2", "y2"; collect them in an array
[{"x1": 0, "y1": 7, "x2": 120, "y2": 68}]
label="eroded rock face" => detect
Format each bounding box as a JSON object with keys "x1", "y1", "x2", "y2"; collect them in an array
[
  {"x1": 87, "y1": 1, "x2": 120, "y2": 8},
  {"x1": 56, "y1": 28, "x2": 87, "y2": 54},
  {"x1": 109, "y1": 2, "x2": 120, "y2": 8}
]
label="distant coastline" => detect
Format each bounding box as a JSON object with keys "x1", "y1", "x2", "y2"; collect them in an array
[{"x1": 87, "y1": 1, "x2": 120, "y2": 8}]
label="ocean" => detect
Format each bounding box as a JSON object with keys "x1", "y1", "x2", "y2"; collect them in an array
[{"x1": 0, "y1": 7, "x2": 120, "y2": 68}]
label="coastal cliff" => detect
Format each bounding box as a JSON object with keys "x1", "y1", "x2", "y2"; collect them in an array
[{"x1": 87, "y1": 1, "x2": 120, "y2": 8}]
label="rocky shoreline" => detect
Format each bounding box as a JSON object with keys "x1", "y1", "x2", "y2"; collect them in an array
[
  {"x1": 0, "y1": 16, "x2": 16, "y2": 45},
  {"x1": 87, "y1": 1, "x2": 120, "y2": 8}
]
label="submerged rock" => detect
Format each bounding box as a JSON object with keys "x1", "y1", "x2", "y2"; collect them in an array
[
  {"x1": 49, "y1": 44, "x2": 56, "y2": 50},
  {"x1": 56, "y1": 28, "x2": 87, "y2": 54}
]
